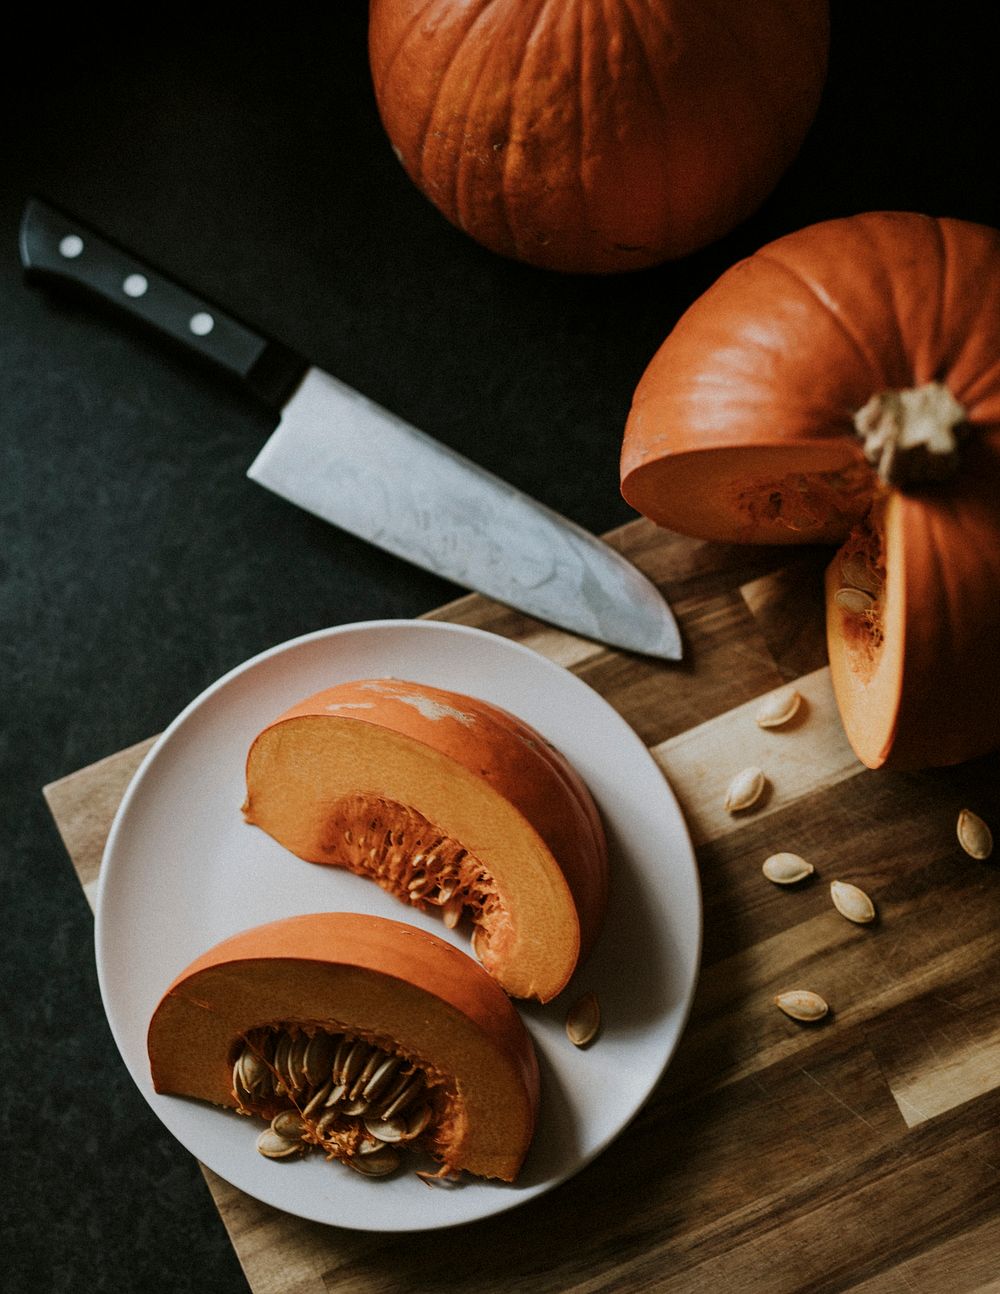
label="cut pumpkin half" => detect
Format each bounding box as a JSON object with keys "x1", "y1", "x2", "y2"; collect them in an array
[
  {"x1": 242, "y1": 678, "x2": 608, "y2": 1001},
  {"x1": 147, "y1": 912, "x2": 540, "y2": 1183},
  {"x1": 621, "y1": 212, "x2": 1000, "y2": 769}
]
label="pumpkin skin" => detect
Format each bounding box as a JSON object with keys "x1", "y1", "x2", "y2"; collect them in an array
[
  {"x1": 242, "y1": 678, "x2": 608, "y2": 1002},
  {"x1": 147, "y1": 912, "x2": 540, "y2": 1182},
  {"x1": 620, "y1": 212, "x2": 1000, "y2": 770},
  {"x1": 368, "y1": 0, "x2": 829, "y2": 274}
]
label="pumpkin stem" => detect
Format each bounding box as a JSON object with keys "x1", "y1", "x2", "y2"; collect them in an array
[{"x1": 854, "y1": 381, "x2": 966, "y2": 488}]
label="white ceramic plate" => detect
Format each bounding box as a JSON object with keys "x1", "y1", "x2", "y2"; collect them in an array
[{"x1": 95, "y1": 620, "x2": 701, "y2": 1231}]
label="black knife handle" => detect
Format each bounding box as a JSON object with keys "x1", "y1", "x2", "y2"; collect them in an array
[{"x1": 19, "y1": 198, "x2": 307, "y2": 409}]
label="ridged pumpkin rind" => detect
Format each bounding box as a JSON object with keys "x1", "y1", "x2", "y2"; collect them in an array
[
  {"x1": 147, "y1": 912, "x2": 540, "y2": 1182},
  {"x1": 620, "y1": 212, "x2": 1000, "y2": 769},
  {"x1": 368, "y1": 0, "x2": 829, "y2": 273},
  {"x1": 242, "y1": 678, "x2": 609, "y2": 1001}
]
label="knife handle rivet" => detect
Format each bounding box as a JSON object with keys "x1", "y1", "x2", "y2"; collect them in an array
[
  {"x1": 123, "y1": 273, "x2": 148, "y2": 298},
  {"x1": 189, "y1": 311, "x2": 215, "y2": 337},
  {"x1": 59, "y1": 234, "x2": 84, "y2": 259}
]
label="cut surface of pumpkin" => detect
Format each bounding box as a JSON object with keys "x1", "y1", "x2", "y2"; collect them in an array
[
  {"x1": 621, "y1": 212, "x2": 1000, "y2": 769},
  {"x1": 147, "y1": 912, "x2": 540, "y2": 1183},
  {"x1": 242, "y1": 678, "x2": 609, "y2": 1001}
]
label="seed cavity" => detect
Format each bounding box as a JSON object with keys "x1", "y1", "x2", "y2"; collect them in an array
[
  {"x1": 565, "y1": 991, "x2": 600, "y2": 1048},
  {"x1": 957, "y1": 808, "x2": 993, "y2": 860},
  {"x1": 755, "y1": 689, "x2": 802, "y2": 729},
  {"x1": 830, "y1": 879, "x2": 876, "y2": 924},
  {"x1": 725, "y1": 767, "x2": 766, "y2": 813},
  {"x1": 762, "y1": 852, "x2": 814, "y2": 885},
  {"x1": 775, "y1": 990, "x2": 829, "y2": 1022},
  {"x1": 319, "y1": 792, "x2": 498, "y2": 959},
  {"x1": 235, "y1": 1024, "x2": 446, "y2": 1182}
]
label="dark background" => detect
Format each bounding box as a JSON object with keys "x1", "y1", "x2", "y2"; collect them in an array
[{"x1": 3, "y1": 5, "x2": 998, "y2": 1290}]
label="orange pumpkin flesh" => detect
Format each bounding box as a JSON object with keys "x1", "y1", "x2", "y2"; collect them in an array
[
  {"x1": 147, "y1": 912, "x2": 540, "y2": 1183},
  {"x1": 242, "y1": 679, "x2": 608, "y2": 1002},
  {"x1": 368, "y1": 0, "x2": 829, "y2": 274},
  {"x1": 621, "y1": 212, "x2": 1000, "y2": 769}
]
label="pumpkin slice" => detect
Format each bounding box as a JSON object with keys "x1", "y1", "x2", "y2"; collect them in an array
[
  {"x1": 242, "y1": 678, "x2": 608, "y2": 1002},
  {"x1": 621, "y1": 212, "x2": 1000, "y2": 769},
  {"x1": 147, "y1": 912, "x2": 540, "y2": 1183}
]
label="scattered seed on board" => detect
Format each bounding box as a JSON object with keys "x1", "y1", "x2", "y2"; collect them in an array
[
  {"x1": 830, "y1": 880, "x2": 876, "y2": 924},
  {"x1": 755, "y1": 689, "x2": 802, "y2": 729},
  {"x1": 565, "y1": 991, "x2": 600, "y2": 1047},
  {"x1": 725, "y1": 766, "x2": 766, "y2": 813},
  {"x1": 957, "y1": 808, "x2": 993, "y2": 860},
  {"x1": 774, "y1": 990, "x2": 829, "y2": 1022},
  {"x1": 762, "y1": 852, "x2": 814, "y2": 885}
]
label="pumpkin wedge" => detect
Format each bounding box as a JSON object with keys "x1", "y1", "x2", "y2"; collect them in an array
[
  {"x1": 242, "y1": 678, "x2": 608, "y2": 1002},
  {"x1": 147, "y1": 912, "x2": 540, "y2": 1183},
  {"x1": 621, "y1": 212, "x2": 1000, "y2": 770}
]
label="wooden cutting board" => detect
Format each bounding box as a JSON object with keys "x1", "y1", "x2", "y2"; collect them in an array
[{"x1": 44, "y1": 517, "x2": 1000, "y2": 1294}]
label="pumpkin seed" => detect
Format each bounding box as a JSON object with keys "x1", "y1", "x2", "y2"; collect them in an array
[
  {"x1": 271, "y1": 1110, "x2": 306, "y2": 1140},
  {"x1": 775, "y1": 990, "x2": 829, "y2": 1022},
  {"x1": 350, "y1": 1048, "x2": 386, "y2": 1101},
  {"x1": 317, "y1": 1109, "x2": 341, "y2": 1136},
  {"x1": 957, "y1": 808, "x2": 993, "y2": 860},
  {"x1": 404, "y1": 1102, "x2": 433, "y2": 1140},
  {"x1": 762, "y1": 852, "x2": 814, "y2": 885},
  {"x1": 565, "y1": 990, "x2": 600, "y2": 1047},
  {"x1": 364, "y1": 1114, "x2": 409, "y2": 1143},
  {"x1": 830, "y1": 879, "x2": 876, "y2": 924},
  {"x1": 724, "y1": 766, "x2": 766, "y2": 813},
  {"x1": 303, "y1": 1031, "x2": 338, "y2": 1086},
  {"x1": 380, "y1": 1073, "x2": 425, "y2": 1121},
  {"x1": 840, "y1": 552, "x2": 882, "y2": 595},
  {"x1": 345, "y1": 1146, "x2": 401, "y2": 1177},
  {"x1": 834, "y1": 586, "x2": 876, "y2": 614},
  {"x1": 442, "y1": 895, "x2": 464, "y2": 929},
  {"x1": 272, "y1": 1034, "x2": 293, "y2": 1093},
  {"x1": 236, "y1": 1044, "x2": 270, "y2": 1095},
  {"x1": 303, "y1": 1079, "x2": 334, "y2": 1117},
  {"x1": 285, "y1": 1034, "x2": 309, "y2": 1091},
  {"x1": 360, "y1": 1056, "x2": 400, "y2": 1103},
  {"x1": 256, "y1": 1128, "x2": 304, "y2": 1160},
  {"x1": 755, "y1": 689, "x2": 802, "y2": 729},
  {"x1": 339, "y1": 1039, "x2": 370, "y2": 1088}
]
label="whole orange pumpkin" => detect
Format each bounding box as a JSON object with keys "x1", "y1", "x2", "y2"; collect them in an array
[
  {"x1": 368, "y1": 0, "x2": 830, "y2": 273},
  {"x1": 621, "y1": 212, "x2": 1000, "y2": 771}
]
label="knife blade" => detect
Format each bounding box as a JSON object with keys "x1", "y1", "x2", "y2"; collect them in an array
[{"x1": 19, "y1": 198, "x2": 682, "y2": 659}]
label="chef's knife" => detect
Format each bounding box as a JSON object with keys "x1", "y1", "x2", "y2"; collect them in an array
[{"x1": 20, "y1": 198, "x2": 682, "y2": 659}]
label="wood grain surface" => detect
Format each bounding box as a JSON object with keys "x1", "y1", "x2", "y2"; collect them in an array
[{"x1": 43, "y1": 518, "x2": 1000, "y2": 1294}]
